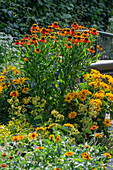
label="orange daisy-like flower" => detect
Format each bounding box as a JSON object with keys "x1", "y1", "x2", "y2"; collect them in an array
[
  {"x1": 39, "y1": 36, "x2": 47, "y2": 43},
  {"x1": 83, "y1": 37, "x2": 90, "y2": 43},
  {"x1": 18, "y1": 135, "x2": 24, "y2": 140},
  {"x1": 65, "y1": 151, "x2": 74, "y2": 156},
  {"x1": 2, "y1": 152, "x2": 6, "y2": 157},
  {"x1": 84, "y1": 145, "x2": 90, "y2": 148},
  {"x1": 90, "y1": 28, "x2": 99, "y2": 35},
  {"x1": 49, "y1": 33, "x2": 55, "y2": 39},
  {"x1": 49, "y1": 134, "x2": 54, "y2": 140},
  {"x1": 10, "y1": 90, "x2": 19, "y2": 97},
  {"x1": 20, "y1": 39, "x2": 25, "y2": 47},
  {"x1": 76, "y1": 36, "x2": 82, "y2": 43},
  {"x1": 104, "y1": 119, "x2": 111, "y2": 127},
  {"x1": 11, "y1": 136, "x2": 20, "y2": 141},
  {"x1": 34, "y1": 48, "x2": 41, "y2": 54},
  {"x1": 14, "y1": 40, "x2": 20, "y2": 45},
  {"x1": 40, "y1": 28, "x2": 47, "y2": 35},
  {"x1": 65, "y1": 93, "x2": 72, "y2": 103},
  {"x1": 0, "y1": 76, "x2": 5, "y2": 82},
  {"x1": 1, "y1": 164, "x2": 7, "y2": 168},
  {"x1": 52, "y1": 22, "x2": 60, "y2": 29},
  {"x1": 63, "y1": 123, "x2": 74, "y2": 128},
  {"x1": 90, "y1": 125, "x2": 99, "y2": 130},
  {"x1": 70, "y1": 27, "x2": 76, "y2": 36},
  {"x1": 29, "y1": 132, "x2": 38, "y2": 138},
  {"x1": 48, "y1": 25, "x2": 54, "y2": 32},
  {"x1": 36, "y1": 146, "x2": 45, "y2": 150},
  {"x1": 104, "y1": 153, "x2": 112, "y2": 159},
  {"x1": 67, "y1": 35, "x2": 72, "y2": 41},
  {"x1": 68, "y1": 111, "x2": 77, "y2": 119},
  {"x1": 23, "y1": 34, "x2": 30, "y2": 40},
  {"x1": 22, "y1": 87, "x2": 29, "y2": 94},
  {"x1": 66, "y1": 43, "x2": 72, "y2": 49},
  {"x1": 9, "y1": 156, "x2": 13, "y2": 160},
  {"x1": 53, "y1": 168, "x2": 62, "y2": 170},
  {"x1": 30, "y1": 37, "x2": 38, "y2": 44},
  {"x1": 31, "y1": 23, "x2": 39, "y2": 31},
  {"x1": 56, "y1": 135, "x2": 61, "y2": 142},
  {"x1": 36, "y1": 127, "x2": 45, "y2": 131},
  {"x1": 82, "y1": 30, "x2": 89, "y2": 37},
  {"x1": 95, "y1": 134, "x2": 102, "y2": 138},
  {"x1": 97, "y1": 45, "x2": 102, "y2": 50},
  {"x1": 88, "y1": 47, "x2": 95, "y2": 53},
  {"x1": 71, "y1": 22, "x2": 79, "y2": 30},
  {"x1": 81, "y1": 152, "x2": 91, "y2": 160}
]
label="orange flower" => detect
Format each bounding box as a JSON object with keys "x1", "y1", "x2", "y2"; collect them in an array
[
  {"x1": 11, "y1": 136, "x2": 20, "y2": 141},
  {"x1": 49, "y1": 33, "x2": 55, "y2": 39},
  {"x1": 90, "y1": 125, "x2": 99, "y2": 130},
  {"x1": 9, "y1": 156, "x2": 13, "y2": 160},
  {"x1": 14, "y1": 40, "x2": 20, "y2": 45},
  {"x1": 36, "y1": 146, "x2": 45, "y2": 150},
  {"x1": 95, "y1": 134, "x2": 102, "y2": 138},
  {"x1": 20, "y1": 39, "x2": 25, "y2": 47},
  {"x1": 2, "y1": 152, "x2": 6, "y2": 157},
  {"x1": 48, "y1": 25, "x2": 54, "y2": 32},
  {"x1": 36, "y1": 127, "x2": 45, "y2": 131},
  {"x1": 76, "y1": 36, "x2": 82, "y2": 43},
  {"x1": 40, "y1": 28, "x2": 47, "y2": 34},
  {"x1": 31, "y1": 23, "x2": 39, "y2": 31},
  {"x1": 90, "y1": 28, "x2": 99, "y2": 35},
  {"x1": 70, "y1": 28, "x2": 76, "y2": 36},
  {"x1": 97, "y1": 45, "x2": 102, "y2": 50},
  {"x1": 18, "y1": 135, "x2": 24, "y2": 140},
  {"x1": 52, "y1": 22, "x2": 60, "y2": 29},
  {"x1": 81, "y1": 152, "x2": 91, "y2": 160},
  {"x1": 34, "y1": 48, "x2": 41, "y2": 54},
  {"x1": 23, "y1": 34, "x2": 30, "y2": 40},
  {"x1": 71, "y1": 22, "x2": 79, "y2": 30},
  {"x1": 53, "y1": 168, "x2": 62, "y2": 170},
  {"x1": 65, "y1": 151, "x2": 74, "y2": 156},
  {"x1": 104, "y1": 153, "x2": 112, "y2": 159},
  {"x1": 30, "y1": 37, "x2": 38, "y2": 44},
  {"x1": 88, "y1": 47, "x2": 95, "y2": 53},
  {"x1": 63, "y1": 123, "x2": 74, "y2": 128},
  {"x1": 39, "y1": 36, "x2": 47, "y2": 43},
  {"x1": 84, "y1": 145, "x2": 90, "y2": 148},
  {"x1": 49, "y1": 135, "x2": 54, "y2": 140},
  {"x1": 10, "y1": 90, "x2": 19, "y2": 97},
  {"x1": 83, "y1": 37, "x2": 90, "y2": 43},
  {"x1": 29, "y1": 132, "x2": 38, "y2": 138},
  {"x1": 56, "y1": 135, "x2": 61, "y2": 142},
  {"x1": 1, "y1": 164, "x2": 7, "y2": 168},
  {"x1": 66, "y1": 43, "x2": 72, "y2": 49},
  {"x1": 104, "y1": 119, "x2": 111, "y2": 127},
  {"x1": 24, "y1": 57, "x2": 29, "y2": 61},
  {"x1": 22, "y1": 87, "x2": 29, "y2": 94}
]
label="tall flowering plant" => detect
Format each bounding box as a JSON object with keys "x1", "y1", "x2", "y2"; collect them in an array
[{"x1": 13, "y1": 22, "x2": 102, "y2": 113}]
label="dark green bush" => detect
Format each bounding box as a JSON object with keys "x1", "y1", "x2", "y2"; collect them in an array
[{"x1": 0, "y1": 0, "x2": 112, "y2": 38}]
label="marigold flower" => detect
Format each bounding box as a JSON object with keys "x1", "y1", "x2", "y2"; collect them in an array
[
  {"x1": 14, "y1": 40, "x2": 20, "y2": 45},
  {"x1": 36, "y1": 146, "x2": 45, "y2": 150},
  {"x1": 104, "y1": 119, "x2": 111, "y2": 127},
  {"x1": 39, "y1": 36, "x2": 47, "y2": 43},
  {"x1": 79, "y1": 94, "x2": 86, "y2": 101},
  {"x1": 65, "y1": 93, "x2": 72, "y2": 103},
  {"x1": 0, "y1": 76, "x2": 5, "y2": 82},
  {"x1": 10, "y1": 90, "x2": 19, "y2": 97},
  {"x1": 53, "y1": 168, "x2": 62, "y2": 170},
  {"x1": 67, "y1": 35, "x2": 72, "y2": 41},
  {"x1": 48, "y1": 26, "x2": 54, "y2": 32},
  {"x1": 49, "y1": 33, "x2": 55, "y2": 39},
  {"x1": 90, "y1": 28, "x2": 99, "y2": 35},
  {"x1": 31, "y1": 23, "x2": 39, "y2": 31},
  {"x1": 71, "y1": 22, "x2": 79, "y2": 30},
  {"x1": 104, "y1": 153, "x2": 112, "y2": 159},
  {"x1": 1, "y1": 164, "x2": 7, "y2": 167},
  {"x1": 11, "y1": 136, "x2": 20, "y2": 141},
  {"x1": 83, "y1": 37, "x2": 90, "y2": 43},
  {"x1": 29, "y1": 132, "x2": 38, "y2": 138},
  {"x1": 90, "y1": 125, "x2": 99, "y2": 130},
  {"x1": 18, "y1": 135, "x2": 24, "y2": 140},
  {"x1": 68, "y1": 111, "x2": 77, "y2": 119},
  {"x1": 34, "y1": 48, "x2": 41, "y2": 54},
  {"x1": 95, "y1": 134, "x2": 102, "y2": 138},
  {"x1": 13, "y1": 70, "x2": 21, "y2": 74},
  {"x1": 81, "y1": 152, "x2": 91, "y2": 160},
  {"x1": 65, "y1": 151, "x2": 74, "y2": 156},
  {"x1": 76, "y1": 36, "x2": 82, "y2": 43},
  {"x1": 97, "y1": 45, "x2": 102, "y2": 50},
  {"x1": 52, "y1": 22, "x2": 60, "y2": 29},
  {"x1": 23, "y1": 34, "x2": 30, "y2": 40},
  {"x1": 63, "y1": 123, "x2": 74, "y2": 128},
  {"x1": 22, "y1": 87, "x2": 29, "y2": 94}
]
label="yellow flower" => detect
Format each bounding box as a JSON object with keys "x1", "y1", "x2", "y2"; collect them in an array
[
  {"x1": 48, "y1": 124, "x2": 54, "y2": 129},
  {"x1": 104, "y1": 119, "x2": 111, "y2": 127},
  {"x1": 49, "y1": 135, "x2": 54, "y2": 140},
  {"x1": 63, "y1": 123, "x2": 74, "y2": 128},
  {"x1": 22, "y1": 87, "x2": 29, "y2": 94},
  {"x1": 95, "y1": 134, "x2": 102, "y2": 138},
  {"x1": 11, "y1": 136, "x2": 20, "y2": 141},
  {"x1": 53, "y1": 168, "x2": 62, "y2": 170},
  {"x1": 34, "y1": 48, "x2": 41, "y2": 54},
  {"x1": 0, "y1": 76, "x2": 5, "y2": 82},
  {"x1": 10, "y1": 90, "x2": 19, "y2": 97},
  {"x1": 71, "y1": 92, "x2": 79, "y2": 99},
  {"x1": 22, "y1": 97, "x2": 30, "y2": 104},
  {"x1": 36, "y1": 127, "x2": 45, "y2": 131},
  {"x1": 104, "y1": 153, "x2": 112, "y2": 159},
  {"x1": 29, "y1": 132, "x2": 38, "y2": 138},
  {"x1": 68, "y1": 111, "x2": 77, "y2": 119},
  {"x1": 65, "y1": 92, "x2": 72, "y2": 103},
  {"x1": 84, "y1": 145, "x2": 90, "y2": 148},
  {"x1": 65, "y1": 151, "x2": 74, "y2": 156},
  {"x1": 81, "y1": 152, "x2": 91, "y2": 160},
  {"x1": 79, "y1": 94, "x2": 86, "y2": 101}
]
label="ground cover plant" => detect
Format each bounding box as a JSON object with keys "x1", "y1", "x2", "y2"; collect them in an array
[{"x1": 0, "y1": 21, "x2": 112, "y2": 169}]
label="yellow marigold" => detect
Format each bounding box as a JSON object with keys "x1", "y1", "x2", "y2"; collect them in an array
[
  {"x1": 29, "y1": 132, "x2": 38, "y2": 138},
  {"x1": 19, "y1": 77, "x2": 25, "y2": 84},
  {"x1": 22, "y1": 87, "x2": 29, "y2": 94},
  {"x1": 104, "y1": 153, "x2": 112, "y2": 159},
  {"x1": 65, "y1": 151, "x2": 74, "y2": 156},
  {"x1": 81, "y1": 152, "x2": 91, "y2": 160},
  {"x1": 18, "y1": 135, "x2": 24, "y2": 140},
  {"x1": 65, "y1": 92, "x2": 72, "y2": 103},
  {"x1": 0, "y1": 76, "x2": 5, "y2": 82},
  {"x1": 79, "y1": 94, "x2": 86, "y2": 101},
  {"x1": 68, "y1": 111, "x2": 77, "y2": 119},
  {"x1": 89, "y1": 99, "x2": 102, "y2": 106},
  {"x1": 102, "y1": 83, "x2": 109, "y2": 91},
  {"x1": 95, "y1": 134, "x2": 102, "y2": 138},
  {"x1": 11, "y1": 136, "x2": 20, "y2": 141},
  {"x1": 13, "y1": 79, "x2": 20, "y2": 84},
  {"x1": 36, "y1": 146, "x2": 44, "y2": 150},
  {"x1": 71, "y1": 91, "x2": 79, "y2": 99},
  {"x1": 93, "y1": 92, "x2": 104, "y2": 99},
  {"x1": 13, "y1": 70, "x2": 21, "y2": 74},
  {"x1": 104, "y1": 119, "x2": 111, "y2": 127},
  {"x1": 49, "y1": 135, "x2": 54, "y2": 140},
  {"x1": 63, "y1": 123, "x2": 74, "y2": 128}
]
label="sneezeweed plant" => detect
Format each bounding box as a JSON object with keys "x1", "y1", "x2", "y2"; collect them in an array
[
  {"x1": 0, "y1": 124, "x2": 112, "y2": 170},
  {"x1": 14, "y1": 22, "x2": 102, "y2": 113},
  {"x1": 63, "y1": 69, "x2": 113, "y2": 141}
]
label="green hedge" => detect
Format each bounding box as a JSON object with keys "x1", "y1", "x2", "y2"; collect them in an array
[{"x1": 0, "y1": 0, "x2": 112, "y2": 38}]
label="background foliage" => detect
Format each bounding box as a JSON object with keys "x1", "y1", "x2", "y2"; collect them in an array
[{"x1": 0, "y1": 0, "x2": 112, "y2": 38}]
